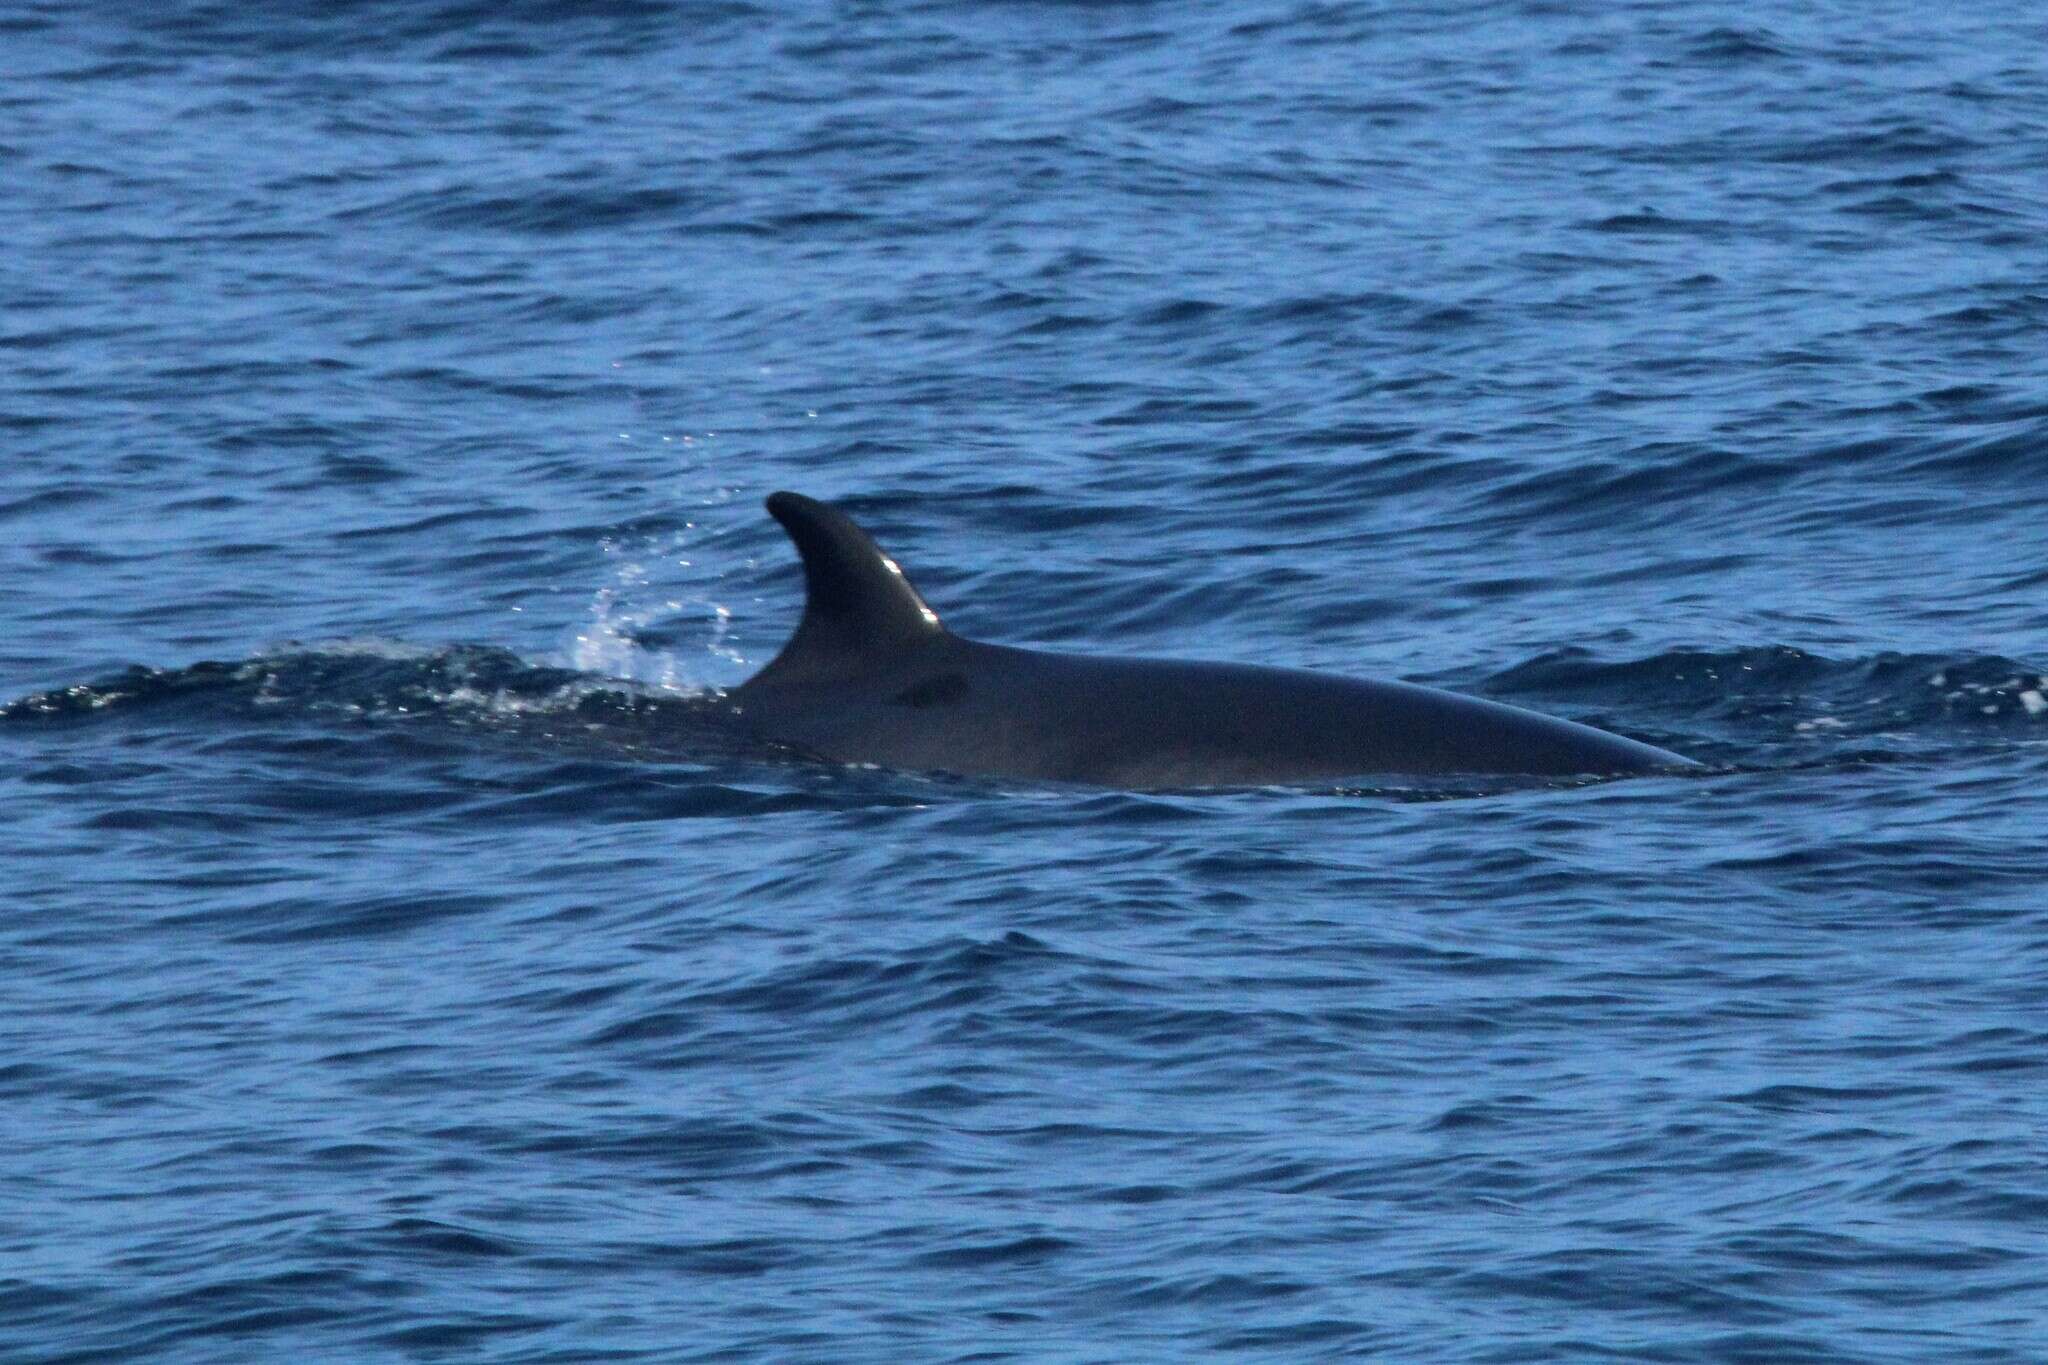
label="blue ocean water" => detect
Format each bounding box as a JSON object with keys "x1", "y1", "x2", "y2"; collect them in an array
[{"x1": 4, "y1": 1, "x2": 2047, "y2": 1359}]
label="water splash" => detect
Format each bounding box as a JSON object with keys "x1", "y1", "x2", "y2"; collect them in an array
[{"x1": 569, "y1": 428, "x2": 753, "y2": 692}]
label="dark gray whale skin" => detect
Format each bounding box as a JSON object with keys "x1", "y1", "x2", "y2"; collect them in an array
[{"x1": 727, "y1": 492, "x2": 1698, "y2": 787}]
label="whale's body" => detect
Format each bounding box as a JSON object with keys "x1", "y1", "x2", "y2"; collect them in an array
[{"x1": 728, "y1": 492, "x2": 1696, "y2": 787}]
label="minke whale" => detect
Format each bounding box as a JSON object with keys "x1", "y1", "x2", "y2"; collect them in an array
[{"x1": 726, "y1": 492, "x2": 1698, "y2": 787}]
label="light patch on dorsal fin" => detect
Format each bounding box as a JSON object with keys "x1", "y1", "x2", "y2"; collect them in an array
[{"x1": 746, "y1": 491, "x2": 946, "y2": 686}]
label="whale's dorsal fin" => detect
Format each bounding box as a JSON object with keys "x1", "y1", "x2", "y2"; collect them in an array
[{"x1": 746, "y1": 492, "x2": 945, "y2": 686}]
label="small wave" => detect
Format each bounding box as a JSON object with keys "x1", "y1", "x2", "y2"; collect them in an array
[
  {"x1": 1488, "y1": 645, "x2": 2048, "y2": 745},
  {"x1": 1464, "y1": 443, "x2": 1795, "y2": 530},
  {"x1": 0, "y1": 486, "x2": 103, "y2": 520},
  {"x1": 348, "y1": 184, "x2": 698, "y2": 236},
  {"x1": 1, "y1": 642, "x2": 724, "y2": 740},
  {"x1": 1679, "y1": 26, "x2": 1795, "y2": 63},
  {"x1": 1582, "y1": 210, "x2": 1729, "y2": 237}
]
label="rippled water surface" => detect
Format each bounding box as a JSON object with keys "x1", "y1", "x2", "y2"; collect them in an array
[{"x1": 5, "y1": 2, "x2": 2047, "y2": 1360}]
